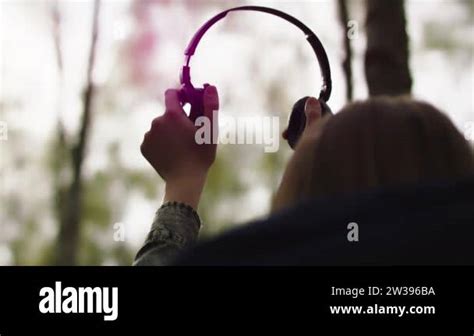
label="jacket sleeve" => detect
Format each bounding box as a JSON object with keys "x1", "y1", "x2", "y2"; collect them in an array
[{"x1": 133, "y1": 201, "x2": 201, "y2": 266}]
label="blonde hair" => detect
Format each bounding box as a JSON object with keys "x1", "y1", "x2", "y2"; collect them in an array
[{"x1": 272, "y1": 97, "x2": 474, "y2": 211}]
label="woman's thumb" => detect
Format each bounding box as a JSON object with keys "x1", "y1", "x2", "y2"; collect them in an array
[
  {"x1": 304, "y1": 97, "x2": 322, "y2": 129},
  {"x1": 203, "y1": 85, "x2": 219, "y2": 119}
]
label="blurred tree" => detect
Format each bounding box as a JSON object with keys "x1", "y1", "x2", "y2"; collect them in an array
[
  {"x1": 53, "y1": 0, "x2": 101, "y2": 265},
  {"x1": 337, "y1": 0, "x2": 353, "y2": 101},
  {"x1": 364, "y1": 0, "x2": 412, "y2": 96}
]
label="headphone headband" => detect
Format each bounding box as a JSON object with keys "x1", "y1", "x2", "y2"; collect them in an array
[{"x1": 181, "y1": 5, "x2": 332, "y2": 102}]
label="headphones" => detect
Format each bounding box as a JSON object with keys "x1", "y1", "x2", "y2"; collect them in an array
[{"x1": 177, "y1": 5, "x2": 333, "y2": 149}]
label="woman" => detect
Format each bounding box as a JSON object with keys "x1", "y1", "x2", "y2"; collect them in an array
[{"x1": 134, "y1": 86, "x2": 473, "y2": 265}]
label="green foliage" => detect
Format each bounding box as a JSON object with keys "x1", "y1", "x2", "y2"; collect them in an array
[
  {"x1": 124, "y1": 171, "x2": 158, "y2": 200},
  {"x1": 10, "y1": 216, "x2": 41, "y2": 265},
  {"x1": 198, "y1": 150, "x2": 246, "y2": 236},
  {"x1": 76, "y1": 144, "x2": 160, "y2": 265},
  {"x1": 79, "y1": 232, "x2": 104, "y2": 265},
  {"x1": 423, "y1": 22, "x2": 461, "y2": 52},
  {"x1": 258, "y1": 149, "x2": 288, "y2": 187},
  {"x1": 83, "y1": 171, "x2": 113, "y2": 229},
  {"x1": 461, "y1": 0, "x2": 474, "y2": 20},
  {"x1": 423, "y1": 1, "x2": 473, "y2": 52}
]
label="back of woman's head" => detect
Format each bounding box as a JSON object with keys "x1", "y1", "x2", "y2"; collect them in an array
[{"x1": 273, "y1": 96, "x2": 474, "y2": 211}]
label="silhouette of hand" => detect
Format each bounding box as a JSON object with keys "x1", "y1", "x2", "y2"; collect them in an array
[{"x1": 141, "y1": 86, "x2": 219, "y2": 208}]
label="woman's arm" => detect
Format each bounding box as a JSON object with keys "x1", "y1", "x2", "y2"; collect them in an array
[{"x1": 134, "y1": 86, "x2": 219, "y2": 266}]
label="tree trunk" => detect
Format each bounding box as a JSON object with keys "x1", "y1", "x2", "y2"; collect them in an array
[
  {"x1": 337, "y1": 0, "x2": 353, "y2": 102},
  {"x1": 55, "y1": 0, "x2": 101, "y2": 265},
  {"x1": 364, "y1": 0, "x2": 412, "y2": 96}
]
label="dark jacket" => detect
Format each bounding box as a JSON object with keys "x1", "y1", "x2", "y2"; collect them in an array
[
  {"x1": 175, "y1": 177, "x2": 474, "y2": 265},
  {"x1": 135, "y1": 176, "x2": 474, "y2": 266}
]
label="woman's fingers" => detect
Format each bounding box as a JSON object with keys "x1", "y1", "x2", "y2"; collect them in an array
[
  {"x1": 299, "y1": 96, "x2": 330, "y2": 143},
  {"x1": 304, "y1": 97, "x2": 322, "y2": 130},
  {"x1": 202, "y1": 85, "x2": 219, "y2": 135},
  {"x1": 203, "y1": 85, "x2": 219, "y2": 119},
  {"x1": 164, "y1": 89, "x2": 186, "y2": 116}
]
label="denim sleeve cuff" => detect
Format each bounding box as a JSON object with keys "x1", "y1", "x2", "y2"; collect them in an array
[{"x1": 134, "y1": 201, "x2": 201, "y2": 265}]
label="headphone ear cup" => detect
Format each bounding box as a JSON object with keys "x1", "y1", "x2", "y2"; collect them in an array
[
  {"x1": 287, "y1": 96, "x2": 309, "y2": 149},
  {"x1": 319, "y1": 99, "x2": 333, "y2": 115},
  {"x1": 178, "y1": 85, "x2": 206, "y2": 122},
  {"x1": 286, "y1": 96, "x2": 333, "y2": 149}
]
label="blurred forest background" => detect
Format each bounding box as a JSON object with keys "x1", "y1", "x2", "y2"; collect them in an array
[{"x1": 0, "y1": 0, "x2": 473, "y2": 265}]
